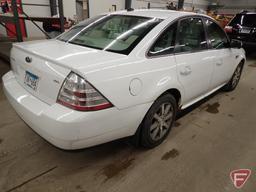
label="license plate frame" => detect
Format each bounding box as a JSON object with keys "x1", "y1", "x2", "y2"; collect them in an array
[
  {"x1": 24, "y1": 71, "x2": 39, "y2": 91},
  {"x1": 240, "y1": 29, "x2": 251, "y2": 34}
]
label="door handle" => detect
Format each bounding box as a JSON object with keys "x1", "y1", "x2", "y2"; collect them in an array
[{"x1": 180, "y1": 66, "x2": 192, "y2": 76}]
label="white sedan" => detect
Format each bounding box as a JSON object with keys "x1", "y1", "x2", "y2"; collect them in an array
[{"x1": 3, "y1": 10, "x2": 245, "y2": 150}]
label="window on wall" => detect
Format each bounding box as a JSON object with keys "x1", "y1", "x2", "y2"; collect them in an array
[
  {"x1": 205, "y1": 19, "x2": 229, "y2": 49},
  {"x1": 148, "y1": 22, "x2": 178, "y2": 56},
  {"x1": 176, "y1": 17, "x2": 207, "y2": 53}
]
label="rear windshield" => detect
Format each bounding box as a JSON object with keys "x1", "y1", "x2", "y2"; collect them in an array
[
  {"x1": 229, "y1": 14, "x2": 256, "y2": 27},
  {"x1": 58, "y1": 15, "x2": 162, "y2": 55}
]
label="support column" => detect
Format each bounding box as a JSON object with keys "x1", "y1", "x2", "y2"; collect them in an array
[
  {"x1": 178, "y1": 0, "x2": 184, "y2": 10},
  {"x1": 58, "y1": 0, "x2": 65, "y2": 33},
  {"x1": 50, "y1": 0, "x2": 57, "y2": 16},
  {"x1": 11, "y1": 0, "x2": 23, "y2": 42},
  {"x1": 125, "y1": 0, "x2": 132, "y2": 9}
]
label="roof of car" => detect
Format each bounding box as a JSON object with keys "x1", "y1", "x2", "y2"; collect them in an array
[{"x1": 110, "y1": 9, "x2": 196, "y2": 19}]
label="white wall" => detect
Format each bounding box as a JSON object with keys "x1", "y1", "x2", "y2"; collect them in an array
[
  {"x1": 184, "y1": 0, "x2": 209, "y2": 9},
  {"x1": 89, "y1": 0, "x2": 125, "y2": 17},
  {"x1": 132, "y1": 0, "x2": 209, "y2": 10},
  {"x1": 63, "y1": 0, "x2": 76, "y2": 19},
  {"x1": 22, "y1": 0, "x2": 51, "y2": 38},
  {"x1": 217, "y1": 0, "x2": 256, "y2": 14},
  {"x1": 0, "y1": 0, "x2": 212, "y2": 39},
  {"x1": 133, "y1": 0, "x2": 169, "y2": 9}
]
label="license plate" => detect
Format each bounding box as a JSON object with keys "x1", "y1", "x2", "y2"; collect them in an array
[
  {"x1": 24, "y1": 71, "x2": 39, "y2": 91},
  {"x1": 240, "y1": 29, "x2": 251, "y2": 34}
]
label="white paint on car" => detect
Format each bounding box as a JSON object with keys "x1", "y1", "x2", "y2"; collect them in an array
[{"x1": 2, "y1": 10, "x2": 245, "y2": 149}]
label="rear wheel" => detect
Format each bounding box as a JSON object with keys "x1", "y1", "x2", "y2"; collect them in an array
[
  {"x1": 139, "y1": 94, "x2": 177, "y2": 148},
  {"x1": 223, "y1": 62, "x2": 243, "y2": 92}
]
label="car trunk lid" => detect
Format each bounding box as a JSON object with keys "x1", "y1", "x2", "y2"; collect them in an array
[{"x1": 10, "y1": 39, "x2": 126, "y2": 105}]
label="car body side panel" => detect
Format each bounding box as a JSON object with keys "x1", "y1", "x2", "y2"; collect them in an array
[
  {"x1": 209, "y1": 48, "x2": 235, "y2": 89},
  {"x1": 72, "y1": 16, "x2": 187, "y2": 110},
  {"x1": 231, "y1": 48, "x2": 246, "y2": 70},
  {"x1": 82, "y1": 55, "x2": 183, "y2": 110},
  {"x1": 175, "y1": 51, "x2": 215, "y2": 106}
]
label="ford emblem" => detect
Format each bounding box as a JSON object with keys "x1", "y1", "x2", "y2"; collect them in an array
[{"x1": 25, "y1": 57, "x2": 32, "y2": 63}]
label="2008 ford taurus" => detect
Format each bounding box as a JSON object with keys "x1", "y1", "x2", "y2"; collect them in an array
[{"x1": 3, "y1": 10, "x2": 245, "y2": 149}]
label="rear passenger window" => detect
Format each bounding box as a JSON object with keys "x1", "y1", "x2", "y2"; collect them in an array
[
  {"x1": 205, "y1": 19, "x2": 229, "y2": 49},
  {"x1": 176, "y1": 18, "x2": 207, "y2": 53},
  {"x1": 148, "y1": 22, "x2": 178, "y2": 56}
]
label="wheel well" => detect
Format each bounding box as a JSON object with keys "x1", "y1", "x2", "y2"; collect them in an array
[
  {"x1": 161, "y1": 88, "x2": 181, "y2": 106},
  {"x1": 237, "y1": 59, "x2": 245, "y2": 72},
  {"x1": 240, "y1": 59, "x2": 245, "y2": 67},
  {"x1": 131, "y1": 88, "x2": 182, "y2": 146}
]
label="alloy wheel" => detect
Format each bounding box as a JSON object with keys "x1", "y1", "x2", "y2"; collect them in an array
[
  {"x1": 150, "y1": 103, "x2": 173, "y2": 141},
  {"x1": 232, "y1": 65, "x2": 242, "y2": 88}
]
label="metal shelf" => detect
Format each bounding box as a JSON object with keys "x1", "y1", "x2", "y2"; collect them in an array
[{"x1": 0, "y1": 0, "x2": 65, "y2": 42}]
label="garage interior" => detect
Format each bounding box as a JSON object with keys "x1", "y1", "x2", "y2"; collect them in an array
[{"x1": 0, "y1": 0, "x2": 256, "y2": 192}]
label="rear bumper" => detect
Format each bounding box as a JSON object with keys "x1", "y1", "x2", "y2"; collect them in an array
[{"x1": 3, "y1": 71, "x2": 151, "y2": 150}]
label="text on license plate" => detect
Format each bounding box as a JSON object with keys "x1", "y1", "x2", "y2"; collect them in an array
[
  {"x1": 24, "y1": 71, "x2": 39, "y2": 91},
  {"x1": 240, "y1": 29, "x2": 251, "y2": 34}
]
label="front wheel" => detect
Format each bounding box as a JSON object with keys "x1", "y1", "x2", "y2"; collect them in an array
[
  {"x1": 223, "y1": 62, "x2": 243, "y2": 92},
  {"x1": 139, "y1": 94, "x2": 177, "y2": 148}
]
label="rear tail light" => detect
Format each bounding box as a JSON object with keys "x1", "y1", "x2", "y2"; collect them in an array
[
  {"x1": 224, "y1": 26, "x2": 233, "y2": 33},
  {"x1": 57, "y1": 72, "x2": 112, "y2": 111}
]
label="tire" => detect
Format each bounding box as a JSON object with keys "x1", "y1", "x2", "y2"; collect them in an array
[
  {"x1": 139, "y1": 94, "x2": 177, "y2": 148},
  {"x1": 223, "y1": 62, "x2": 244, "y2": 92}
]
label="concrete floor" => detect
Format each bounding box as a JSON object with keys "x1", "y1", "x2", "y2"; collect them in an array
[{"x1": 0, "y1": 53, "x2": 256, "y2": 192}]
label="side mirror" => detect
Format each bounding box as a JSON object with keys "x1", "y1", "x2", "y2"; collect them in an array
[{"x1": 230, "y1": 39, "x2": 243, "y2": 49}]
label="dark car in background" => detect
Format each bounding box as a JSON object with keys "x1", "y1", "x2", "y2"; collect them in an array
[{"x1": 225, "y1": 11, "x2": 256, "y2": 48}]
